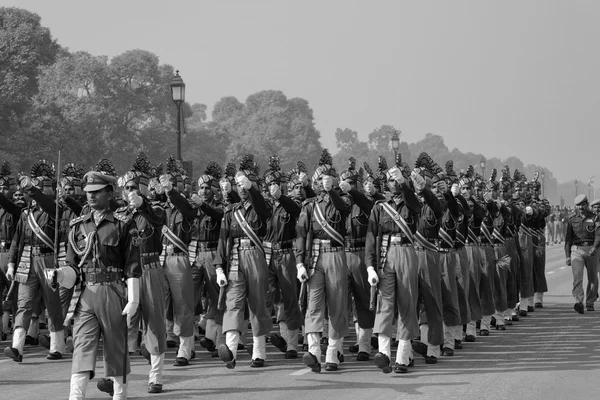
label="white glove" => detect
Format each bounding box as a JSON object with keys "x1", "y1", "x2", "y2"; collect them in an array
[
  {"x1": 269, "y1": 184, "x2": 282, "y2": 200},
  {"x1": 20, "y1": 176, "x2": 33, "y2": 190},
  {"x1": 525, "y1": 206, "x2": 533, "y2": 215},
  {"x1": 339, "y1": 180, "x2": 351, "y2": 193},
  {"x1": 216, "y1": 268, "x2": 227, "y2": 287},
  {"x1": 54, "y1": 266, "x2": 77, "y2": 289},
  {"x1": 57, "y1": 186, "x2": 67, "y2": 200},
  {"x1": 235, "y1": 175, "x2": 252, "y2": 190},
  {"x1": 159, "y1": 175, "x2": 173, "y2": 192},
  {"x1": 322, "y1": 175, "x2": 334, "y2": 191},
  {"x1": 220, "y1": 179, "x2": 231, "y2": 194},
  {"x1": 367, "y1": 266, "x2": 379, "y2": 287},
  {"x1": 390, "y1": 167, "x2": 405, "y2": 184},
  {"x1": 298, "y1": 172, "x2": 309, "y2": 184},
  {"x1": 451, "y1": 184, "x2": 460, "y2": 197},
  {"x1": 411, "y1": 171, "x2": 425, "y2": 191},
  {"x1": 364, "y1": 181, "x2": 375, "y2": 195},
  {"x1": 128, "y1": 191, "x2": 143, "y2": 209},
  {"x1": 297, "y1": 263, "x2": 308, "y2": 283},
  {"x1": 121, "y1": 277, "x2": 140, "y2": 321},
  {"x1": 191, "y1": 193, "x2": 203, "y2": 206},
  {"x1": 6, "y1": 263, "x2": 15, "y2": 281},
  {"x1": 483, "y1": 191, "x2": 493, "y2": 202}
]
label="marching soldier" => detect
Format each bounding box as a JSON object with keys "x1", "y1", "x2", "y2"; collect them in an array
[
  {"x1": 54, "y1": 170, "x2": 141, "y2": 400},
  {"x1": 531, "y1": 177, "x2": 550, "y2": 309},
  {"x1": 158, "y1": 156, "x2": 196, "y2": 366},
  {"x1": 565, "y1": 194, "x2": 600, "y2": 314},
  {"x1": 4, "y1": 160, "x2": 66, "y2": 362},
  {"x1": 214, "y1": 155, "x2": 272, "y2": 369},
  {"x1": 514, "y1": 171, "x2": 536, "y2": 316},
  {"x1": 118, "y1": 153, "x2": 168, "y2": 394},
  {"x1": 367, "y1": 156, "x2": 421, "y2": 374},
  {"x1": 263, "y1": 156, "x2": 303, "y2": 359},
  {"x1": 296, "y1": 150, "x2": 351, "y2": 372}
]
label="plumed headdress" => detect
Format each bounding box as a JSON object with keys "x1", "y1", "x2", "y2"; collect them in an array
[
  {"x1": 30, "y1": 160, "x2": 55, "y2": 189},
  {"x1": 312, "y1": 149, "x2": 336, "y2": 183},
  {"x1": 340, "y1": 157, "x2": 360, "y2": 183},
  {"x1": 287, "y1": 161, "x2": 307, "y2": 188},
  {"x1": 236, "y1": 154, "x2": 259, "y2": 182},
  {"x1": 198, "y1": 161, "x2": 222, "y2": 189},
  {"x1": 264, "y1": 155, "x2": 286, "y2": 186}
]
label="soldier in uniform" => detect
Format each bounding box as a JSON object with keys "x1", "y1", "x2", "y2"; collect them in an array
[
  {"x1": 4, "y1": 160, "x2": 66, "y2": 362},
  {"x1": 158, "y1": 156, "x2": 197, "y2": 366},
  {"x1": 0, "y1": 162, "x2": 24, "y2": 340},
  {"x1": 366, "y1": 157, "x2": 421, "y2": 374},
  {"x1": 531, "y1": 177, "x2": 550, "y2": 309},
  {"x1": 53, "y1": 170, "x2": 141, "y2": 400},
  {"x1": 263, "y1": 156, "x2": 303, "y2": 359},
  {"x1": 296, "y1": 150, "x2": 352, "y2": 373},
  {"x1": 118, "y1": 153, "x2": 168, "y2": 394},
  {"x1": 338, "y1": 158, "x2": 376, "y2": 361},
  {"x1": 514, "y1": 171, "x2": 536, "y2": 317},
  {"x1": 565, "y1": 194, "x2": 600, "y2": 314},
  {"x1": 190, "y1": 162, "x2": 226, "y2": 357},
  {"x1": 214, "y1": 155, "x2": 272, "y2": 369}
]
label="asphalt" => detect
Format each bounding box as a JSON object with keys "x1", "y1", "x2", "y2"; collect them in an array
[{"x1": 1, "y1": 244, "x2": 598, "y2": 400}]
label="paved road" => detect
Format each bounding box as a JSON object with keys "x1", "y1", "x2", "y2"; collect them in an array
[{"x1": 1, "y1": 244, "x2": 599, "y2": 400}]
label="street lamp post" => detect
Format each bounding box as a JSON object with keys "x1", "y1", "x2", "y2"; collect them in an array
[
  {"x1": 480, "y1": 157, "x2": 486, "y2": 179},
  {"x1": 575, "y1": 180, "x2": 578, "y2": 196},
  {"x1": 170, "y1": 70, "x2": 186, "y2": 161},
  {"x1": 541, "y1": 172, "x2": 545, "y2": 199},
  {"x1": 391, "y1": 130, "x2": 400, "y2": 160}
]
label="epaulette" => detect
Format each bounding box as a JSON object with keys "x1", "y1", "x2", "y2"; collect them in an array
[
  {"x1": 113, "y1": 210, "x2": 132, "y2": 223},
  {"x1": 69, "y1": 213, "x2": 91, "y2": 227},
  {"x1": 115, "y1": 206, "x2": 129, "y2": 214}
]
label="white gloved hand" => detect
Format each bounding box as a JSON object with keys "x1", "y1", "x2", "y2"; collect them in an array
[
  {"x1": 220, "y1": 179, "x2": 232, "y2": 194},
  {"x1": 298, "y1": 172, "x2": 309, "y2": 184},
  {"x1": 367, "y1": 266, "x2": 379, "y2": 287},
  {"x1": 411, "y1": 171, "x2": 426, "y2": 191},
  {"x1": 191, "y1": 193, "x2": 203, "y2": 206},
  {"x1": 339, "y1": 180, "x2": 351, "y2": 193},
  {"x1": 6, "y1": 263, "x2": 15, "y2": 281},
  {"x1": 235, "y1": 175, "x2": 252, "y2": 190},
  {"x1": 297, "y1": 263, "x2": 308, "y2": 283},
  {"x1": 159, "y1": 175, "x2": 173, "y2": 192},
  {"x1": 364, "y1": 181, "x2": 375, "y2": 195},
  {"x1": 216, "y1": 268, "x2": 227, "y2": 287},
  {"x1": 270, "y1": 184, "x2": 282, "y2": 200},
  {"x1": 20, "y1": 176, "x2": 33, "y2": 190},
  {"x1": 322, "y1": 175, "x2": 334, "y2": 191},
  {"x1": 483, "y1": 191, "x2": 493, "y2": 202},
  {"x1": 451, "y1": 183, "x2": 460, "y2": 197},
  {"x1": 54, "y1": 266, "x2": 77, "y2": 289},
  {"x1": 128, "y1": 191, "x2": 143, "y2": 209},
  {"x1": 525, "y1": 206, "x2": 533, "y2": 215},
  {"x1": 390, "y1": 167, "x2": 405, "y2": 184},
  {"x1": 121, "y1": 277, "x2": 140, "y2": 321}
]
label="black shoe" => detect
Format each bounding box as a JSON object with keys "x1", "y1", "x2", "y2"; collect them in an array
[
  {"x1": 373, "y1": 352, "x2": 392, "y2": 374},
  {"x1": 424, "y1": 355, "x2": 437, "y2": 364},
  {"x1": 211, "y1": 350, "x2": 219, "y2": 358},
  {"x1": 442, "y1": 347, "x2": 454, "y2": 356},
  {"x1": 218, "y1": 344, "x2": 236, "y2": 369},
  {"x1": 586, "y1": 305, "x2": 595, "y2": 312},
  {"x1": 200, "y1": 337, "x2": 215, "y2": 352},
  {"x1": 527, "y1": 306, "x2": 534, "y2": 312},
  {"x1": 511, "y1": 315, "x2": 520, "y2": 322},
  {"x1": 465, "y1": 334, "x2": 476, "y2": 342},
  {"x1": 535, "y1": 302, "x2": 543, "y2": 308},
  {"x1": 285, "y1": 350, "x2": 298, "y2": 359},
  {"x1": 270, "y1": 333, "x2": 287, "y2": 353},
  {"x1": 394, "y1": 362, "x2": 408, "y2": 373},
  {"x1": 148, "y1": 383, "x2": 163, "y2": 394},
  {"x1": 337, "y1": 351, "x2": 344, "y2": 364},
  {"x1": 302, "y1": 351, "x2": 321, "y2": 373},
  {"x1": 166, "y1": 340, "x2": 178, "y2": 348},
  {"x1": 496, "y1": 325, "x2": 506, "y2": 331},
  {"x1": 324, "y1": 362, "x2": 338, "y2": 371},
  {"x1": 518, "y1": 310, "x2": 527, "y2": 317},
  {"x1": 349, "y1": 343, "x2": 359, "y2": 353},
  {"x1": 4, "y1": 346, "x2": 22, "y2": 363},
  {"x1": 97, "y1": 378, "x2": 114, "y2": 397},
  {"x1": 46, "y1": 351, "x2": 62, "y2": 360},
  {"x1": 25, "y1": 335, "x2": 38, "y2": 346},
  {"x1": 454, "y1": 339, "x2": 462, "y2": 349},
  {"x1": 574, "y1": 303, "x2": 584, "y2": 314},
  {"x1": 370, "y1": 336, "x2": 379, "y2": 350},
  {"x1": 39, "y1": 334, "x2": 50, "y2": 349},
  {"x1": 140, "y1": 343, "x2": 151, "y2": 363},
  {"x1": 411, "y1": 340, "x2": 427, "y2": 356},
  {"x1": 251, "y1": 358, "x2": 265, "y2": 368},
  {"x1": 479, "y1": 329, "x2": 489, "y2": 336},
  {"x1": 173, "y1": 357, "x2": 189, "y2": 366},
  {"x1": 357, "y1": 351, "x2": 370, "y2": 361}
]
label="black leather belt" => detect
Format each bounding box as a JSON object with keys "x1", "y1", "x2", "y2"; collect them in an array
[
  {"x1": 197, "y1": 241, "x2": 218, "y2": 251},
  {"x1": 84, "y1": 271, "x2": 122, "y2": 285},
  {"x1": 263, "y1": 240, "x2": 293, "y2": 251},
  {"x1": 31, "y1": 246, "x2": 53, "y2": 256}
]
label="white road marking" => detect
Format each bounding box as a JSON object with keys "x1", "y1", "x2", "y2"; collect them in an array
[
  {"x1": 290, "y1": 368, "x2": 312, "y2": 376},
  {"x1": 559, "y1": 266, "x2": 566, "y2": 270},
  {"x1": 547, "y1": 271, "x2": 555, "y2": 274}
]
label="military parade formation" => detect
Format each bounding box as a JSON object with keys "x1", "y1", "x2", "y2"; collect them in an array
[{"x1": 0, "y1": 148, "x2": 597, "y2": 400}]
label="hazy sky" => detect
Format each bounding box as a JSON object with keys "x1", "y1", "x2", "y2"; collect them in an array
[{"x1": 5, "y1": 0, "x2": 599, "y2": 183}]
